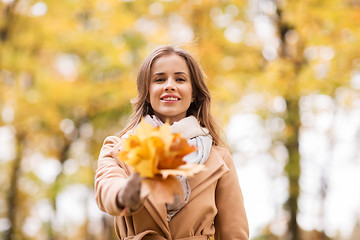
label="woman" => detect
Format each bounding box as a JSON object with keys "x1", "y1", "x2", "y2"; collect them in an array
[{"x1": 94, "y1": 45, "x2": 249, "y2": 240}]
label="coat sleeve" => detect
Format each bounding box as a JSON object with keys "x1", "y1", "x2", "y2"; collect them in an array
[
  {"x1": 94, "y1": 136, "x2": 131, "y2": 216},
  {"x1": 214, "y1": 149, "x2": 249, "y2": 240}
]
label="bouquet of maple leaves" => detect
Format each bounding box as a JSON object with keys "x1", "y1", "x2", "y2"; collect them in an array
[{"x1": 118, "y1": 119, "x2": 204, "y2": 205}]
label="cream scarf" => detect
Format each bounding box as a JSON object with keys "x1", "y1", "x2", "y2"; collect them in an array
[{"x1": 144, "y1": 115, "x2": 213, "y2": 220}]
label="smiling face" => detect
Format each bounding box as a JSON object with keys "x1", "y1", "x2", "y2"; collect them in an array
[{"x1": 149, "y1": 54, "x2": 193, "y2": 124}]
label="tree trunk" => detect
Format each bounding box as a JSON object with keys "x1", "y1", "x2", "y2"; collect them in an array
[
  {"x1": 284, "y1": 97, "x2": 301, "y2": 240},
  {"x1": 0, "y1": 0, "x2": 19, "y2": 42},
  {"x1": 4, "y1": 133, "x2": 24, "y2": 240},
  {"x1": 47, "y1": 137, "x2": 71, "y2": 240},
  {"x1": 275, "y1": 4, "x2": 303, "y2": 240}
]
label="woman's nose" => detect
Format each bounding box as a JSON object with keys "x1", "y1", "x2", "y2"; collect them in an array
[{"x1": 164, "y1": 79, "x2": 175, "y2": 91}]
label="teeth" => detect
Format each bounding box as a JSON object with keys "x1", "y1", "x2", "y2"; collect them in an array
[{"x1": 162, "y1": 97, "x2": 178, "y2": 101}]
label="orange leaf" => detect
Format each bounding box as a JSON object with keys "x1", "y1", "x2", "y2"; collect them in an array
[
  {"x1": 158, "y1": 134, "x2": 197, "y2": 169},
  {"x1": 118, "y1": 119, "x2": 204, "y2": 203},
  {"x1": 119, "y1": 119, "x2": 197, "y2": 178},
  {"x1": 160, "y1": 163, "x2": 206, "y2": 179},
  {"x1": 142, "y1": 175, "x2": 183, "y2": 204}
]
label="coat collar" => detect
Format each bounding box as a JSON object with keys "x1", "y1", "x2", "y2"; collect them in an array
[
  {"x1": 143, "y1": 147, "x2": 229, "y2": 236},
  {"x1": 188, "y1": 147, "x2": 229, "y2": 199}
]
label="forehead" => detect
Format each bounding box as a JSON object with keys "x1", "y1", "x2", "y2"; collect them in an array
[{"x1": 151, "y1": 54, "x2": 189, "y2": 74}]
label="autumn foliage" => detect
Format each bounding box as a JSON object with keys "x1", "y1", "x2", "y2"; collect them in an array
[{"x1": 118, "y1": 119, "x2": 203, "y2": 203}]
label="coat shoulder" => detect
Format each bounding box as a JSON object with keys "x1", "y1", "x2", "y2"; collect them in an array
[
  {"x1": 211, "y1": 146, "x2": 233, "y2": 166},
  {"x1": 212, "y1": 145, "x2": 231, "y2": 156}
]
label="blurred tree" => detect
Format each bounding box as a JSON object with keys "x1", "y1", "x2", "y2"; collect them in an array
[
  {"x1": 0, "y1": 0, "x2": 138, "y2": 239},
  {"x1": 273, "y1": 1, "x2": 359, "y2": 239},
  {"x1": 239, "y1": 0, "x2": 360, "y2": 239}
]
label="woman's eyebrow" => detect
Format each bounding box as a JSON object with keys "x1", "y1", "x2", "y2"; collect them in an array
[
  {"x1": 152, "y1": 72, "x2": 166, "y2": 77},
  {"x1": 175, "y1": 72, "x2": 188, "y2": 76},
  {"x1": 152, "y1": 72, "x2": 188, "y2": 77}
]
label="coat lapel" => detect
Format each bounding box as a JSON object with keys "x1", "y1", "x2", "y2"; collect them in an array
[
  {"x1": 144, "y1": 195, "x2": 171, "y2": 239},
  {"x1": 188, "y1": 147, "x2": 229, "y2": 200}
]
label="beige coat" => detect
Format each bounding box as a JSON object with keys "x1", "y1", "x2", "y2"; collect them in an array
[{"x1": 95, "y1": 136, "x2": 249, "y2": 240}]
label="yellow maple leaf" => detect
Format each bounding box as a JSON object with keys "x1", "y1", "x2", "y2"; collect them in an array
[
  {"x1": 119, "y1": 119, "x2": 200, "y2": 178},
  {"x1": 118, "y1": 119, "x2": 204, "y2": 204}
]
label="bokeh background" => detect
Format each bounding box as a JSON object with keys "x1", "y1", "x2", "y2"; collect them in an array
[{"x1": 1, "y1": 0, "x2": 360, "y2": 239}]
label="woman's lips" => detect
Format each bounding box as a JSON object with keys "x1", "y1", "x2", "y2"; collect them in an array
[{"x1": 160, "y1": 95, "x2": 180, "y2": 102}]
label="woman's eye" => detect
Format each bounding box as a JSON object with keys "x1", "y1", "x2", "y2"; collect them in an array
[
  {"x1": 176, "y1": 78, "x2": 185, "y2": 82},
  {"x1": 155, "y1": 78, "x2": 165, "y2": 82}
]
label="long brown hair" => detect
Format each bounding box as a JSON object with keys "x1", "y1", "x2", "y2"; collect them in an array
[{"x1": 118, "y1": 45, "x2": 226, "y2": 147}]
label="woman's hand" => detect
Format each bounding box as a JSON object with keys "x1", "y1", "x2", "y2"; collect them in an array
[{"x1": 117, "y1": 172, "x2": 144, "y2": 211}]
